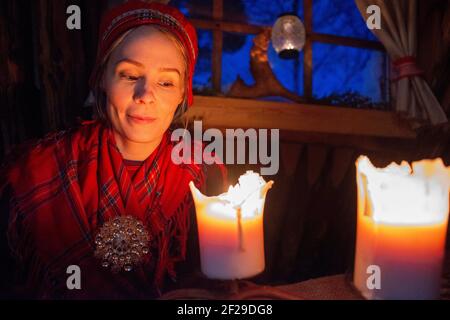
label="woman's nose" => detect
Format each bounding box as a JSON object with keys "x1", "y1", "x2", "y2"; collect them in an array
[{"x1": 133, "y1": 79, "x2": 155, "y2": 105}]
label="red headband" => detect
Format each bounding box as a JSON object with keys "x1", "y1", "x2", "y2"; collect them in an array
[{"x1": 90, "y1": 0, "x2": 198, "y2": 106}]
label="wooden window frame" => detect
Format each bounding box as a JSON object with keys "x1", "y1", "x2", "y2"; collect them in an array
[{"x1": 186, "y1": 0, "x2": 414, "y2": 140}]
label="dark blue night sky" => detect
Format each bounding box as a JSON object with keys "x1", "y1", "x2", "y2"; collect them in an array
[{"x1": 172, "y1": 0, "x2": 388, "y2": 107}]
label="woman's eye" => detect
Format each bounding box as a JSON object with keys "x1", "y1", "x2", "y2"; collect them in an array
[
  {"x1": 159, "y1": 81, "x2": 174, "y2": 87},
  {"x1": 119, "y1": 73, "x2": 139, "y2": 81}
]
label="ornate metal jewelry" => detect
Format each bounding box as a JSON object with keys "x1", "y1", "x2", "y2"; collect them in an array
[{"x1": 94, "y1": 215, "x2": 150, "y2": 273}]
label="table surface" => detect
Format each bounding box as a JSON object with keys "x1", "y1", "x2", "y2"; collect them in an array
[
  {"x1": 276, "y1": 274, "x2": 362, "y2": 300},
  {"x1": 161, "y1": 254, "x2": 450, "y2": 300},
  {"x1": 161, "y1": 271, "x2": 450, "y2": 300}
]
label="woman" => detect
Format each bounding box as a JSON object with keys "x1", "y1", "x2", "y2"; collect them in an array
[{"x1": 0, "y1": 0, "x2": 224, "y2": 299}]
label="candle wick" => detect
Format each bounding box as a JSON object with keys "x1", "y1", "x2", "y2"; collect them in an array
[
  {"x1": 239, "y1": 187, "x2": 259, "y2": 207},
  {"x1": 232, "y1": 185, "x2": 262, "y2": 253},
  {"x1": 237, "y1": 207, "x2": 245, "y2": 252}
]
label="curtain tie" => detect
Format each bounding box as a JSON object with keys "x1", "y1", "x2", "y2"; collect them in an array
[{"x1": 391, "y1": 56, "x2": 424, "y2": 82}]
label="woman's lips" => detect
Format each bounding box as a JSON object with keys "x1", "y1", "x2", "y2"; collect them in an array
[{"x1": 127, "y1": 114, "x2": 156, "y2": 124}]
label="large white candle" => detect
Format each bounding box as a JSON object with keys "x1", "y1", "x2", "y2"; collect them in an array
[
  {"x1": 354, "y1": 156, "x2": 450, "y2": 299},
  {"x1": 189, "y1": 171, "x2": 273, "y2": 280}
]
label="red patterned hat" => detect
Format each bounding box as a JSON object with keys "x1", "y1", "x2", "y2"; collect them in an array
[{"x1": 90, "y1": 0, "x2": 198, "y2": 106}]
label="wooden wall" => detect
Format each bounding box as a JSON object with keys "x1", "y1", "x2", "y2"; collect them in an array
[{"x1": 0, "y1": 0, "x2": 106, "y2": 157}]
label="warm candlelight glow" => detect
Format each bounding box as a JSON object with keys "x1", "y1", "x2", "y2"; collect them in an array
[
  {"x1": 354, "y1": 156, "x2": 450, "y2": 300},
  {"x1": 357, "y1": 156, "x2": 449, "y2": 225},
  {"x1": 189, "y1": 171, "x2": 273, "y2": 280}
]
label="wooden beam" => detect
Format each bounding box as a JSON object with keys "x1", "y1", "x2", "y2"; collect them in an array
[
  {"x1": 212, "y1": 0, "x2": 223, "y2": 93},
  {"x1": 190, "y1": 20, "x2": 384, "y2": 51},
  {"x1": 309, "y1": 33, "x2": 385, "y2": 51},
  {"x1": 190, "y1": 18, "x2": 263, "y2": 34},
  {"x1": 184, "y1": 96, "x2": 416, "y2": 139},
  {"x1": 278, "y1": 131, "x2": 417, "y2": 154},
  {"x1": 303, "y1": 0, "x2": 313, "y2": 100}
]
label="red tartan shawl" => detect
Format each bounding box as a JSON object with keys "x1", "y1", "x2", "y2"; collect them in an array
[{"x1": 0, "y1": 120, "x2": 205, "y2": 299}]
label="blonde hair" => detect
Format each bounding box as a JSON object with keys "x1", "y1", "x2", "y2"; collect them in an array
[{"x1": 91, "y1": 25, "x2": 190, "y2": 127}]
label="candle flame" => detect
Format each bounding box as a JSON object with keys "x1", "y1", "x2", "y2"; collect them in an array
[
  {"x1": 356, "y1": 156, "x2": 450, "y2": 225},
  {"x1": 189, "y1": 171, "x2": 273, "y2": 219}
]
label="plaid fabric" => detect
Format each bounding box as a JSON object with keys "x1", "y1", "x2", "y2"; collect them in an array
[
  {"x1": 0, "y1": 120, "x2": 206, "y2": 299},
  {"x1": 123, "y1": 159, "x2": 144, "y2": 181}
]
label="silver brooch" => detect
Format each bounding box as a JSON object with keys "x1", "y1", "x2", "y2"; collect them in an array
[{"x1": 94, "y1": 216, "x2": 150, "y2": 273}]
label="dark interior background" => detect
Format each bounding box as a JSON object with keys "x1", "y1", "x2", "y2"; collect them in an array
[{"x1": 1, "y1": 0, "x2": 450, "y2": 288}]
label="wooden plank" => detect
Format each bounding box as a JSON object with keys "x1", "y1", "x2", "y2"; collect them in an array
[
  {"x1": 280, "y1": 143, "x2": 303, "y2": 177},
  {"x1": 190, "y1": 20, "x2": 384, "y2": 51},
  {"x1": 178, "y1": 126, "x2": 416, "y2": 154},
  {"x1": 278, "y1": 131, "x2": 405, "y2": 153},
  {"x1": 190, "y1": 18, "x2": 263, "y2": 34},
  {"x1": 184, "y1": 96, "x2": 416, "y2": 139},
  {"x1": 310, "y1": 33, "x2": 385, "y2": 51},
  {"x1": 212, "y1": 0, "x2": 223, "y2": 93},
  {"x1": 303, "y1": 0, "x2": 313, "y2": 99},
  {"x1": 306, "y1": 144, "x2": 329, "y2": 186}
]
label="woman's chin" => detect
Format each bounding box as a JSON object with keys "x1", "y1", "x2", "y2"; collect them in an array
[{"x1": 121, "y1": 129, "x2": 161, "y2": 144}]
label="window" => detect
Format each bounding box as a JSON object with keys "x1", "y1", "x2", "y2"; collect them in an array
[{"x1": 171, "y1": 0, "x2": 388, "y2": 109}]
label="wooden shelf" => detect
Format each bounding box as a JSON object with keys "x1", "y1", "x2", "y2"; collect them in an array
[{"x1": 185, "y1": 96, "x2": 416, "y2": 139}]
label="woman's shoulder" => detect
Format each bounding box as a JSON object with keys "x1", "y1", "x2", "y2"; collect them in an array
[
  {"x1": 0, "y1": 120, "x2": 103, "y2": 193},
  {"x1": 6, "y1": 120, "x2": 100, "y2": 162}
]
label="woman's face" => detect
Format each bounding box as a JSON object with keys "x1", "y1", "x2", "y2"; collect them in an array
[{"x1": 103, "y1": 26, "x2": 185, "y2": 145}]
